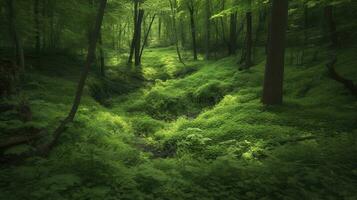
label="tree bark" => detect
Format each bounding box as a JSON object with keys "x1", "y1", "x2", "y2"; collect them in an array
[
  {"x1": 140, "y1": 14, "x2": 156, "y2": 59},
  {"x1": 204, "y1": 0, "x2": 211, "y2": 60},
  {"x1": 228, "y1": 11, "x2": 237, "y2": 55},
  {"x1": 243, "y1": 10, "x2": 253, "y2": 68},
  {"x1": 99, "y1": 31, "x2": 105, "y2": 77},
  {"x1": 324, "y1": 5, "x2": 338, "y2": 48},
  {"x1": 262, "y1": 0, "x2": 288, "y2": 105},
  {"x1": 326, "y1": 56, "x2": 357, "y2": 96},
  {"x1": 40, "y1": 0, "x2": 108, "y2": 155},
  {"x1": 6, "y1": 0, "x2": 25, "y2": 74},
  {"x1": 134, "y1": 9, "x2": 144, "y2": 66},
  {"x1": 128, "y1": 1, "x2": 139, "y2": 64},
  {"x1": 34, "y1": 0, "x2": 41, "y2": 55},
  {"x1": 168, "y1": 0, "x2": 185, "y2": 65},
  {"x1": 187, "y1": 1, "x2": 198, "y2": 60}
]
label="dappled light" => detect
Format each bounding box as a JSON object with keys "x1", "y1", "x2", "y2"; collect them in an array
[{"x1": 1, "y1": 0, "x2": 357, "y2": 199}]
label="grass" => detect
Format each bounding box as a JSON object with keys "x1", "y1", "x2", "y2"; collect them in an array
[{"x1": 0, "y1": 46, "x2": 356, "y2": 200}]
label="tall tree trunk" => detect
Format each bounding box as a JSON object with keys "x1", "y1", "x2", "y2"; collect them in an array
[
  {"x1": 262, "y1": 0, "x2": 288, "y2": 105},
  {"x1": 228, "y1": 11, "x2": 237, "y2": 55},
  {"x1": 324, "y1": 5, "x2": 338, "y2": 48},
  {"x1": 244, "y1": 10, "x2": 252, "y2": 68},
  {"x1": 34, "y1": 0, "x2": 41, "y2": 55},
  {"x1": 140, "y1": 14, "x2": 156, "y2": 59},
  {"x1": 179, "y1": 20, "x2": 186, "y2": 47},
  {"x1": 134, "y1": 9, "x2": 144, "y2": 66},
  {"x1": 169, "y1": 0, "x2": 185, "y2": 65},
  {"x1": 204, "y1": 0, "x2": 211, "y2": 60},
  {"x1": 6, "y1": 0, "x2": 25, "y2": 74},
  {"x1": 41, "y1": 0, "x2": 107, "y2": 154},
  {"x1": 128, "y1": 1, "x2": 139, "y2": 64},
  {"x1": 300, "y1": 1, "x2": 308, "y2": 65},
  {"x1": 99, "y1": 31, "x2": 105, "y2": 77},
  {"x1": 158, "y1": 14, "x2": 162, "y2": 41},
  {"x1": 188, "y1": 1, "x2": 198, "y2": 60}
]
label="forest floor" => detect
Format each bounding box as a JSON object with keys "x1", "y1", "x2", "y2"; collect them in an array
[{"x1": 1, "y1": 47, "x2": 357, "y2": 199}]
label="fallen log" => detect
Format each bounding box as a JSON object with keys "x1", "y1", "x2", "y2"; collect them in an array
[{"x1": 0, "y1": 129, "x2": 44, "y2": 149}]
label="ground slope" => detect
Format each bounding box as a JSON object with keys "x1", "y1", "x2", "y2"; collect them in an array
[{"x1": 0, "y1": 47, "x2": 356, "y2": 200}]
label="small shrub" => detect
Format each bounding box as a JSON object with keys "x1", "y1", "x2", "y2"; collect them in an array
[
  {"x1": 192, "y1": 81, "x2": 231, "y2": 106},
  {"x1": 130, "y1": 115, "x2": 165, "y2": 136}
]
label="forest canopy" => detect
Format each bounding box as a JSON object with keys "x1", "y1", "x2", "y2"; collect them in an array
[{"x1": 0, "y1": 0, "x2": 356, "y2": 199}]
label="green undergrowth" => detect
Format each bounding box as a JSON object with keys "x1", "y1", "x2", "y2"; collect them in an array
[{"x1": 0, "y1": 47, "x2": 356, "y2": 199}]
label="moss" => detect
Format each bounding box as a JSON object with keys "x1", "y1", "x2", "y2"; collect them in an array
[{"x1": 1, "y1": 47, "x2": 356, "y2": 200}]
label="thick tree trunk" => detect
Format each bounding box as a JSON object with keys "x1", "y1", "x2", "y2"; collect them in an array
[
  {"x1": 40, "y1": 0, "x2": 107, "y2": 154},
  {"x1": 324, "y1": 5, "x2": 338, "y2": 48},
  {"x1": 6, "y1": 0, "x2": 25, "y2": 74},
  {"x1": 262, "y1": 0, "x2": 288, "y2": 105}
]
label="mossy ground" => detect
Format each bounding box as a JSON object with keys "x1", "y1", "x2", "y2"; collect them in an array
[{"x1": 0, "y1": 47, "x2": 356, "y2": 200}]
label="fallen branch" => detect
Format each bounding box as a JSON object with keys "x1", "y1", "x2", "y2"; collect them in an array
[
  {"x1": 275, "y1": 135, "x2": 317, "y2": 146},
  {"x1": 0, "y1": 129, "x2": 44, "y2": 149},
  {"x1": 326, "y1": 56, "x2": 357, "y2": 96}
]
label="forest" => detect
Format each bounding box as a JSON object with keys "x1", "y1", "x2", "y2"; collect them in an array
[{"x1": 0, "y1": 0, "x2": 356, "y2": 199}]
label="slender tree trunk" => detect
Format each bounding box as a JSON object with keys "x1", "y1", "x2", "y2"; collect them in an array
[
  {"x1": 169, "y1": 0, "x2": 185, "y2": 65},
  {"x1": 34, "y1": 0, "x2": 41, "y2": 55},
  {"x1": 128, "y1": 1, "x2": 139, "y2": 64},
  {"x1": 300, "y1": 2, "x2": 308, "y2": 65},
  {"x1": 228, "y1": 11, "x2": 237, "y2": 55},
  {"x1": 262, "y1": 0, "x2": 288, "y2": 105},
  {"x1": 42, "y1": 0, "x2": 107, "y2": 154},
  {"x1": 204, "y1": 0, "x2": 211, "y2": 60},
  {"x1": 245, "y1": 11, "x2": 252, "y2": 68},
  {"x1": 140, "y1": 14, "x2": 156, "y2": 59},
  {"x1": 6, "y1": 0, "x2": 25, "y2": 74},
  {"x1": 179, "y1": 20, "x2": 186, "y2": 46},
  {"x1": 99, "y1": 31, "x2": 105, "y2": 77},
  {"x1": 253, "y1": 7, "x2": 267, "y2": 60},
  {"x1": 324, "y1": 5, "x2": 338, "y2": 48},
  {"x1": 134, "y1": 9, "x2": 144, "y2": 66},
  {"x1": 188, "y1": 1, "x2": 198, "y2": 60},
  {"x1": 158, "y1": 14, "x2": 162, "y2": 41}
]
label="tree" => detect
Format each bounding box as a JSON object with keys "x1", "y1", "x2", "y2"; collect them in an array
[
  {"x1": 262, "y1": 0, "x2": 288, "y2": 105},
  {"x1": 244, "y1": 0, "x2": 253, "y2": 68},
  {"x1": 40, "y1": 0, "x2": 108, "y2": 154},
  {"x1": 204, "y1": 0, "x2": 211, "y2": 60},
  {"x1": 324, "y1": 5, "x2": 338, "y2": 48},
  {"x1": 169, "y1": 0, "x2": 185, "y2": 65},
  {"x1": 6, "y1": 0, "x2": 25, "y2": 74},
  {"x1": 186, "y1": 0, "x2": 198, "y2": 60},
  {"x1": 34, "y1": 0, "x2": 41, "y2": 55}
]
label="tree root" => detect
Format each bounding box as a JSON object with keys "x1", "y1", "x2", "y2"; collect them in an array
[{"x1": 326, "y1": 56, "x2": 357, "y2": 97}]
